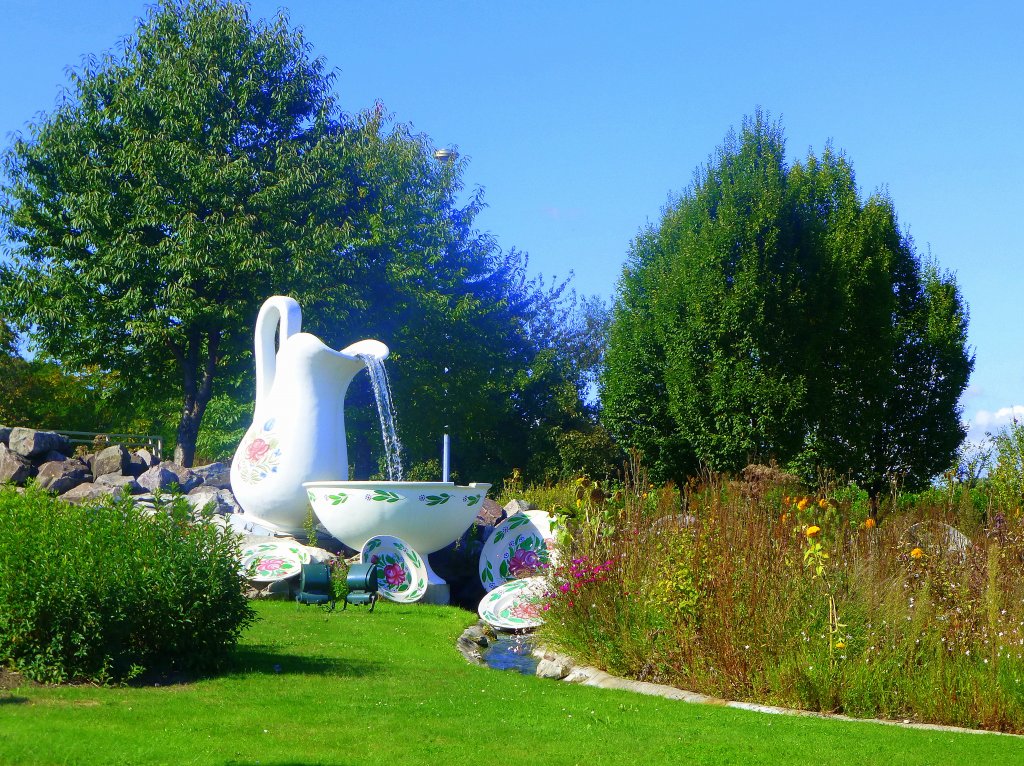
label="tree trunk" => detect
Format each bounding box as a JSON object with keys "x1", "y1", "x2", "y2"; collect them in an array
[{"x1": 173, "y1": 331, "x2": 220, "y2": 467}]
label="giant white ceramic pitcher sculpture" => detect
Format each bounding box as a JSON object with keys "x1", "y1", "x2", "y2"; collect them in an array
[{"x1": 230, "y1": 296, "x2": 388, "y2": 533}]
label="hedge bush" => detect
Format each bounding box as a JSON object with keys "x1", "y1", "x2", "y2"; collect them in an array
[{"x1": 0, "y1": 486, "x2": 255, "y2": 683}]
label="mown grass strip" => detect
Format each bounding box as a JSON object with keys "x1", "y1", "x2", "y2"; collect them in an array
[{"x1": 1, "y1": 601, "x2": 1022, "y2": 765}]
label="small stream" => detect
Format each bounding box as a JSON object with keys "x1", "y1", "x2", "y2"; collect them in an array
[{"x1": 482, "y1": 632, "x2": 539, "y2": 675}]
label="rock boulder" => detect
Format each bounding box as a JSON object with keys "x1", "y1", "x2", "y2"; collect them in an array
[
  {"x1": 36, "y1": 459, "x2": 91, "y2": 494},
  {"x1": 91, "y1": 445, "x2": 130, "y2": 478},
  {"x1": 191, "y1": 461, "x2": 231, "y2": 489},
  {"x1": 8, "y1": 428, "x2": 69, "y2": 459},
  {"x1": 186, "y1": 485, "x2": 242, "y2": 516},
  {"x1": 60, "y1": 482, "x2": 124, "y2": 505},
  {"x1": 0, "y1": 444, "x2": 36, "y2": 486},
  {"x1": 137, "y1": 462, "x2": 202, "y2": 494},
  {"x1": 95, "y1": 473, "x2": 144, "y2": 495}
]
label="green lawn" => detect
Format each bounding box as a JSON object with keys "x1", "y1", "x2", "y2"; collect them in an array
[{"x1": 1, "y1": 601, "x2": 1022, "y2": 765}]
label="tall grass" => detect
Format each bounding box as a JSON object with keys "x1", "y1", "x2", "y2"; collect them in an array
[{"x1": 529, "y1": 464, "x2": 1024, "y2": 732}]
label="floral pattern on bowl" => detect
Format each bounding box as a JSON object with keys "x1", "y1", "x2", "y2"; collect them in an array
[
  {"x1": 478, "y1": 577, "x2": 547, "y2": 630},
  {"x1": 360, "y1": 534, "x2": 428, "y2": 603},
  {"x1": 479, "y1": 512, "x2": 557, "y2": 591},
  {"x1": 239, "y1": 540, "x2": 309, "y2": 582}
]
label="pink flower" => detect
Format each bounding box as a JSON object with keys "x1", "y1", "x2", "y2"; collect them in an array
[
  {"x1": 257, "y1": 557, "x2": 284, "y2": 573},
  {"x1": 508, "y1": 548, "x2": 541, "y2": 576},
  {"x1": 246, "y1": 438, "x2": 270, "y2": 462},
  {"x1": 384, "y1": 563, "x2": 405, "y2": 586},
  {"x1": 511, "y1": 601, "x2": 542, "y2": 619}
]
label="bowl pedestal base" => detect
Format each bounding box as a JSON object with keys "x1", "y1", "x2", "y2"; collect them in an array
[{"x1": 421, "y1": 557, "x2": 450, "y2": 605}]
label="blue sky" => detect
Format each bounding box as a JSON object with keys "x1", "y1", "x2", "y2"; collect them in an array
[{"x1": 3, "y1": 1, "x2": 1022, "y2": 443}]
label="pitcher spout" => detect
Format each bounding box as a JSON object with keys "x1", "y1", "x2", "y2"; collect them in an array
[{"x1": 339, "y1": 338, "x2": 389, "y2": 362}]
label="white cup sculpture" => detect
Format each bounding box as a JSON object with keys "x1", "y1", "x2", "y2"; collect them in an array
[{"x1": 230, "y1": 296, "x2": 388, "y2": 534}]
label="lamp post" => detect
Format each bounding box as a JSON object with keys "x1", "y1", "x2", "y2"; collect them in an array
[{"x1": 434, "y1": 147, "x2": 456, "y2": 481}]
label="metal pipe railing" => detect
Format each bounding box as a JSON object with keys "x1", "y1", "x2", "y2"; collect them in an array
[{"x1": 53, "y1": 430, "x2": 164, "y2": 461}]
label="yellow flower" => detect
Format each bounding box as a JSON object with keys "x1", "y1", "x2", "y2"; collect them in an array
[
  {"x1": 818, "y1": 498, "x2": 829, "y2": 509},
  {"x1": 864, "y1": 517, "x2": 876, "y2": 529},
  {"x1": 797, "y1": 498, "x2": 810, "y2": 511},
  {"x1": 835, "y1": 640, "x2": 846, "y2": 650},
  {"x1": 910, "y1": 547, "x2": 924, "y2": 559},
  {"x1": 806, "y1": 525, "x2": 821, "y2": 538}
]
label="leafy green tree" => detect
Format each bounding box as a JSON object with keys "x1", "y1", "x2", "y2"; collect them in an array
[
  {"x1": 0, "y1": 0, "x2": 345, "y2": 464},
  {"x1": 1, "y1": 0, "x2": 591, "y2": 478},
  {"x1": 602, "y1": 112, "x2": 973, "y2": 495}
]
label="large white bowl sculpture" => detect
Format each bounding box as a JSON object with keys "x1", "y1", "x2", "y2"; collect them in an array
[{"x1": 304, "y1": 480, "x2": 491, "y2": 603}]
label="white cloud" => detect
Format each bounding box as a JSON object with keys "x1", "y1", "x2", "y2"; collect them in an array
[{"x1": 966, "y1": 405, "x2": 1024, "y2": 440}]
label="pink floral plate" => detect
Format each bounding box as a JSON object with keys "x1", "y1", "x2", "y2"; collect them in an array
[
  {"x1": 478, "y1": 576, "x2": 547, "y2": 630},
  {"x1": 240, "y1": 541, "x2": 310, "y2": 582},
  {"x1": 479, "y1": 511, "x2": 558, "y2": 591},
  {"x1": 360, "y1": 535, "x2": 428, "y2": 604}
]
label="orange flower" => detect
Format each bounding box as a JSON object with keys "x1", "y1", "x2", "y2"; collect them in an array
[
  {"x1": 780, "y1": 513, "x2": 789, "y2": 524},
  {"x1": 910, "y1": 547, "x2": 924, "y2": 559},
  {"x1": 806, "y1": 525, "x2": 821, "y2": 538},
  {"x1": 783, "y1": 495, "x2": 791, "y2": 504},
  {"x1": 797, "y1": 497, "x2": 810, "y2": 511},
  {"x1": 864, "y1": 517, "x2": 876, "y2": 529}
]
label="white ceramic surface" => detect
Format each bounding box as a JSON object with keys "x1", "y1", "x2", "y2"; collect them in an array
[
  {"x1": 360, "y1": 534, "x2": 428, "y2": 603},
  {"x1": 230, "y1": 295, "x2": 389, "y2": 533},
  {"x1": 478, "y1": 576, "x2": 547, "y2": 630},
  {"x1": 479, "y1": 511, "x2": 557, "y2": 591},
  {"x1": 239, "y1": 541, "x2": 310, "y2": 582},
  {"x1": 304, "y1": 481, "x2": 491, "y2": 555}
]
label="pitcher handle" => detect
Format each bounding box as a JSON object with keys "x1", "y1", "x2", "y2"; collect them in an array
[{"x1": 254, "y1": 296, "x2": 302, "y2": 417}]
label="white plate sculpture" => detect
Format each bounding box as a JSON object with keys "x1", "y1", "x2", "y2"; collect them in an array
[
  {"x1": 478, "y1": 576, "x2": 547, "y2": 630},
  {"x1": 479, "y1": 511, "x2": 557, "y2": 591},
  {"x1": 360, "y1": 534, "x2": 428, "y2": 603},
  {"x1": 240, "y1": 541, "x2": 310, "y2": 582}
]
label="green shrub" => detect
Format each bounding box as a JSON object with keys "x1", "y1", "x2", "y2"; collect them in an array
[{"x1": 0, "y1": 486, "x2": 256, "y2": 684}]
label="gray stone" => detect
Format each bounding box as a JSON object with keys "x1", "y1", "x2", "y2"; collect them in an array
[
  {"x1": 155, "y1": 461, "x2": 202, "y2": 493},
  {"x1": 536, "y1": 656, "x2": 571, "y2": 680},
  {"x1": 134, "y1": 448, "x2": 158, "y2": 468},
  {"x1": 477, "y1": 497, "x2": 506, "y2": 527},
  {"x1": 60, "y1": 482, "x2": 124, "y2": 504},
  {"x1": 126, "y1": 454, "x2": 149, "y2": 478},
  {"x1": 8, "y1": 427, "x2": 69, "y2": 459},
  {"x1": 0, "y1": 426, "x2": 10, "y2": 447},
  {"x1": 0, "y1": 444, "x2": 36, "y2": 485},
  {"x1": 191, "y1": 461, "x2": 231, "y2": 489},
  {"x1": 245, "y1": 578, "x2": 294, "y2": 600},
  {"x1": 42, "y1": 450, "x2": 70, "y2": 463},
  {"x1": 185, "y1": 485, "x2": 241, "y2": 516},
  {"x1": 503, "y1": 498, "x2": 537, "y2": 516},
  {"x1": 92, "y1": 445, "x2": 130, "y2": 478},
  {"x1": 95, "y1": 473, "x2": 144, "y2": 494},
  {"x1": 36, "y1": 459, "x2": 91, "y2": 494},
  {"x1": 136, "y1": 465, "x2": 179, "y2": 494}
]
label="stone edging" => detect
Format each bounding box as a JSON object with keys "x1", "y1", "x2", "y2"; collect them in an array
[{"x1": 458, "y1": 622, "x2": 1019, "y2": 738}]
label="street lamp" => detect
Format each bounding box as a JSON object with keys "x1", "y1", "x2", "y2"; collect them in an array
[{"x1": 433, "y1": 147, "x2": 456, "y2": 481}]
